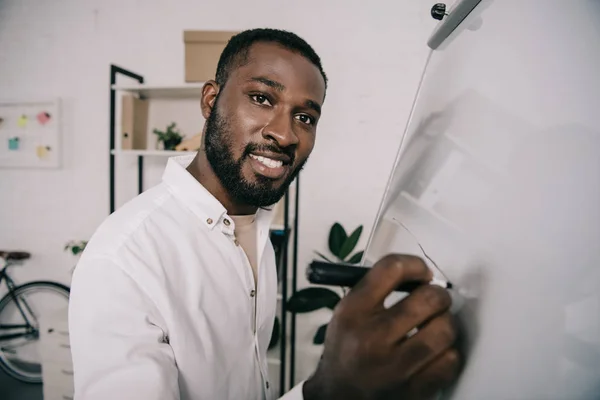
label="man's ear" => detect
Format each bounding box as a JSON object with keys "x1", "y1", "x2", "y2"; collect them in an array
[{"x1": 200, "y1": 80, "x2": 219, "y2": 120}]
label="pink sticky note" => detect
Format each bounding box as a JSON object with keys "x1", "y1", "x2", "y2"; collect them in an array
[{"x1": 37, "y1": 112, "x2": 51, "y2": 125}]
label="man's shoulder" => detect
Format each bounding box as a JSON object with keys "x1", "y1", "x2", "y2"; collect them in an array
[{"x1": 82, "y1": 183, "x2": 184, "y2": 261}]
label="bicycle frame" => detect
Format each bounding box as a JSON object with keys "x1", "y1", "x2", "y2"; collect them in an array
[{"x1": 0, "y1": 261, "x2": 37, "y2": 342}]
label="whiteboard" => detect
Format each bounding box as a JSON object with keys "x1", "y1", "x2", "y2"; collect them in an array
[
  {"x1": 363, "y1": 1, "x2": 600, "y2": 399},
  {"x1": 0, "y1": 99, "x2": 61, "y2": 168}
]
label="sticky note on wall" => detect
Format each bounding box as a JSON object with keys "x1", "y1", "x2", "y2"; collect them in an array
[
  {"x1": 8, "y1": 137, "x2": 19, "y2": 150},
  {"x1": 18, "y1": 115, "x2": 27, "y2": 128},
  {"x1": 37, "y1": 112, "x2": 51, "y2": 125},
  {"x1": 36, "y1": 145, "x2": 50, "y2": 159}
]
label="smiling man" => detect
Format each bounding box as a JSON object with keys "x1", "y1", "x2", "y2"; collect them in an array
[
  {"x1": 187, "y1": 38, "x2": 322, "y2": 216},
  {"x1": 69, "y1": 28, "x2": 460, "y2": 400}
]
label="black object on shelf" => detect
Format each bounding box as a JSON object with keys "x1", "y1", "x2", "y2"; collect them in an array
[{"x1": 270, "y1": 228, "x2": 288, "y2": 283}]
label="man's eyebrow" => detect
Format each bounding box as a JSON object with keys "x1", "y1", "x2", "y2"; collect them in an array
[
  {"x1": 249, "y1": 76, "x2": 285, "y2": 91},
  {"x1": 249, "y1": 76, "x2": 321, "y2": 115},
  {"x1": 305, "y1": 100, "x2": 321, "y2": 115}
]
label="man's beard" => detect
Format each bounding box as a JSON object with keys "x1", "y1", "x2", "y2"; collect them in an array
[{"x1": 203, "y1": 102, "x2": 305, "y2": 208}]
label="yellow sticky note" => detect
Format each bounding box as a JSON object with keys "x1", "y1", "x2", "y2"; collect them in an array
[
  {"x1": 18, "y1": 115, "x2": 28, "y2": 128},
  {"x1": 36, "y1": 145, "x2": 50, "y2": 159}
]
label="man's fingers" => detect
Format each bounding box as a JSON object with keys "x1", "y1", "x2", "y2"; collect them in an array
[
  {"x1": 344, "y1": 254, "x2": 433, "y2": 311},
  {"x1": 392, "y1": 312, "x2": 457, "y2": 381},
  {"x1": 403, "y1": 348, "x2": 461, "y2": 399},
  {"x1": 383, "y1": 284, "x2": 452, "y2": 340}
]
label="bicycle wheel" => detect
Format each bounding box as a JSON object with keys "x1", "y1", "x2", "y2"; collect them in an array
[{"x1": 0, "y1": 281, "x2": 70, "y2": 383}]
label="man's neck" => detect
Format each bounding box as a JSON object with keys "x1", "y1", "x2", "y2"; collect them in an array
[{"x1": 186, "y1": 152, "x2": 258, "y2": 216}]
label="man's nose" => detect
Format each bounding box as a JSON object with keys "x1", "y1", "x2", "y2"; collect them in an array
[{"x1": 261, "y1": 110, "x2": 299, "y2": 148}]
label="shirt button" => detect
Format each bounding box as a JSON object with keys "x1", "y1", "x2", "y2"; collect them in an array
[
  {"x1": 266, "y1": 381, "x2": 270, "y2": 389},
  {"x1": 206, "y1": 218, "x2": 213, "y2": 225},
  {"x1": 250, "y1": 289, "x2": 256, "y2": 297},
  {"x1": 223, "y1": 218, "x2": 231, "y2": 226}
]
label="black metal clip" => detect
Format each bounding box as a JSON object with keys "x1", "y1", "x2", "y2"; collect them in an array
[{"x1": 431, "y1": 3, "x2": 448, "y2": 20}]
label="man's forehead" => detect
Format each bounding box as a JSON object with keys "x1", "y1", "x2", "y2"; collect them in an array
[{"x1": 231, "y1": 42, "x2": 326, "y2": 100}]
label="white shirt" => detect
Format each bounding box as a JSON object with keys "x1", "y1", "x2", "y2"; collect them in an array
[{"x1": 68, "y1": 154, "x2": 305, "y2": 400}]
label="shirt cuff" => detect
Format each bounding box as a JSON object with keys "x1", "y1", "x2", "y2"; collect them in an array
[{"x1": 278, "y1": 380, "x2": 305, "y2": 399}]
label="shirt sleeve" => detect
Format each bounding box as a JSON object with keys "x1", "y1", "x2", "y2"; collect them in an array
[
  {"x1": 278, "y1": 381, "x2": 306, "y2": 399},
  {"x1": 68, "y1": 256, "x2": 179, "y2": 400}
]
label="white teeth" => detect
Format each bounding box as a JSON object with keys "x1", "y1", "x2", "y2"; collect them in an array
[{"x1": 250, "y1": 154, "x2": 283, "y2": 169}]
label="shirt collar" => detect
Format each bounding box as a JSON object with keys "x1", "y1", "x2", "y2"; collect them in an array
[{"x1": 162, "y1": 154, "x2": 274, "y2": 232}]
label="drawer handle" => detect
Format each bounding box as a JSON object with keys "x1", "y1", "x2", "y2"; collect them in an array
[
  {"x1": 59, "y1": 344, "x2": 71, "y2": 349},
  {"x1": 63, "y1": 396, "x2": 73, "y2": 400},
  {"x1": 61, "y1": 369, "x2": 74, "y2": 376}
]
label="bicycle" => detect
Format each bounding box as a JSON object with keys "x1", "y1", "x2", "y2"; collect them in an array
[{"x1": 0, "y1": 250, "x2": 70, "y2": 383}]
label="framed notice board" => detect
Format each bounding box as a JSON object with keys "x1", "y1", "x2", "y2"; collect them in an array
[{"x1": 0, "y1": 99, "x2": 61, "y2": 169}]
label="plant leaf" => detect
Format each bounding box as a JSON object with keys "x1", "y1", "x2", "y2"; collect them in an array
[
  {"x1": 313, "y1": 323, "x2": 328, "y2": 345},
  {"x1": 347, "y1": 250, "x2": 364, "y2": 264},
  {"x1": 328, "y1": 223, "x2": 347, "y2": 258},
  {"x1": 287, "y1": 288, "x2": 341, "y2": 313},
  {"x1": 314, "y1": 251, "x2": 334, "y2": 263},
  {"x1": 339, "y1": 225, "x2": 363, "y2": 261}
]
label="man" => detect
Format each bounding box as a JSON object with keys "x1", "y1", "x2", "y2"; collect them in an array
[{"x1": 69, "y1": 28, "x2": 459, "y2": 400}]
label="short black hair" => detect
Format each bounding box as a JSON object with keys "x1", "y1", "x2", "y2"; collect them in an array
[{"x1": 215, "y1": 28, "x2": 328, "y2": 93}]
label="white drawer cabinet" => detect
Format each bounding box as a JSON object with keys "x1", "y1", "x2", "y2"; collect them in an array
[{"x1": 39, "y1": 306, "x2": 74, "y2": 400}]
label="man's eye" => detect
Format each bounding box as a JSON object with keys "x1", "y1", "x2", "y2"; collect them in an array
[
  {"x1": 295, "y1": 114, "x2": 314, "y2": 125},
  {"x1": 251, "y1": 95, "x2": 271, "y2": 106}
]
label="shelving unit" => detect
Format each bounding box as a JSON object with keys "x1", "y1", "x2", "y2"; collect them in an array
[
  {"x1": 109, "y1": 64, "x2": 301, "y2": 396},
  {"x1": 111, "y1": 83, "x2": 204, "y2": 99}
]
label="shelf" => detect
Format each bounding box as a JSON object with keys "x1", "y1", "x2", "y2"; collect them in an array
[
  {"x1": 111, "y1": 149, "x2": 195, "y2": 157},
  {"x1": 111, "y1": 83, "x2": 205, "y2": 99}
]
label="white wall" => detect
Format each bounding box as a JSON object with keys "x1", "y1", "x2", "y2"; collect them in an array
[{"x1": 0, "y1": 0, "x2": 437, "y2": 387}]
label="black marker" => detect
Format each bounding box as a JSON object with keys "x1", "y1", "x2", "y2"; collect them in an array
[{"x1": 306, "y1": 260, "x2": 453, "y2": 292}]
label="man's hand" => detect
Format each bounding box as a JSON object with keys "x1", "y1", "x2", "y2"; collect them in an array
[{"x1": 303, "y1": 254, "x2": 460, "y2": 400}]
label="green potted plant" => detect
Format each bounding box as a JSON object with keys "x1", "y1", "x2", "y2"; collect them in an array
[
  {"x1": 153, "y1": 122, "x2": 183, "y2": 151},
  {"x1": 65, "y1": 240, "x2": 88, "y2": 274},
  {"x1": 64, "y1": 240, "x2": 88, "y2": 256},
  {"x1": 286, "y1": 222, "x2": 364, "y2": 344}
]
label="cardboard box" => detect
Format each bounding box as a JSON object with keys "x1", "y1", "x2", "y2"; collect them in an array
[
  {"x1": 184, "y1": 31, "x2": 238, "y2": 82},
  {"x1": 121, "y1": 94, "x2": 149, "y2": 150}
]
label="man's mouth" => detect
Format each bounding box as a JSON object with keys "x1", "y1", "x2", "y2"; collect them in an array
[
  {"x1": 248, "y1": 153, "x2": 291, "y2": 179},
  {"x1": 249, "y1": 154, "x2": 284, "y2": 169}
]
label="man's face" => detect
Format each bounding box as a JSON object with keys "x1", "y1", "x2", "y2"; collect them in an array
[{"x1": 203, "y1": 42, "x2": 326, "y2": 208}]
